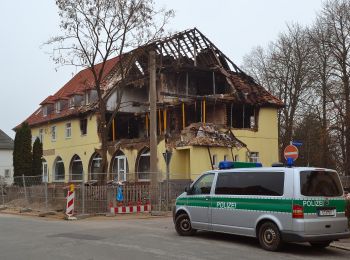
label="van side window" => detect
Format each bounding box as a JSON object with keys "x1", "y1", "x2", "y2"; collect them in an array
[
  {"x1": 191, "y1": 174, "x2": 215, "y2": 195},
  {"x1": 215, "y1": 172, "x2": 284, "y2": 196},
  {"x1": 300, "y1": 171, "x2": 342, "y2": 197}
]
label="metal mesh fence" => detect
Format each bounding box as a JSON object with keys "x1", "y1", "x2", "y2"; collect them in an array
[
  {"x1": 2, "y1": 174, "x2": 350, "y2": 215},
  {"x1": 0, "y1": 173, "x2": 191, "y2": 215}
]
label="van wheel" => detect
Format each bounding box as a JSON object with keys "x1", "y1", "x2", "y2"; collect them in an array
[
  {"x1": 175, "y1": 213, "x2": 196, "y2": 236},
  {"x1": 258, "y1": 222, "x2": 282, "y2": 251},
  {"x1": 310, "y1": 241, "x2": 331, "y2": 248}
]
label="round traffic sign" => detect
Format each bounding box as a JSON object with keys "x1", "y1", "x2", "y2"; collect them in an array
[{"x1": 284, "y1": 145, "x2": 299, "y2": 160}]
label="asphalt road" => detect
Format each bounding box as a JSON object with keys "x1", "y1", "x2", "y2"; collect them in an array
[{"x1": 0, "y1": 214, "x2": 349, "y2": 260}]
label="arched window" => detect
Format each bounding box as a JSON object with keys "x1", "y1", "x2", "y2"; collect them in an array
[
  {"x1": 42, "y1": 158, "x2": 48, "y2": 183},
  {"x1": 70, "y1": 155, "x2": 83, "y2": 181},
  {"x1": 89, "y1": 153, "x2": 102, "y2": 180},
  {"x1": 136, "y1": 148, "x2": 150, "y2": 180},
  {"x1": 54, "y1": 156, "x2": 65, "y2": 181},
  {"x1": 112, "y1": 150, "x2": 129, "y2": 182}
]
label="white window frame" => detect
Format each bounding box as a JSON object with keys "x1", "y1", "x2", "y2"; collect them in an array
[
  {"x1": 115, "y1": 155, "x2": 128, "y2": 182},
  {"x1": 65, "y1": 122, "x2": 72, "y2": 139},
  {"x1": 85, "y1": 91, "x2": 90, "y2": 105},
  {"x1": 138, "y1": 151, "x2": 150, "y2": 181},
  {"x1": 55, "y1": 101, "x2": 61, "y2": 114},
  {"x1": 42, "y1": 106, "x2": 48, "y2": 117},
  {"x1": 249, "y1": 152, "x2": 259, "y2": 163},
  {"x1": 54, "y1": 158, "x2": 65, "y2": 181},
  {"x1": 42, "y1": 161, "x2": 48, "y2": 183},
  {"x1": 68, "y1": 97, "x2": 75, "y2": 109},
  {"x1": 51, "y1": 126, "x2": 57, "y2": 141}
]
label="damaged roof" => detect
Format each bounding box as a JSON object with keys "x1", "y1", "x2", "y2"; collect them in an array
[
  {"x1": 228, "y1": 72, "x2": 284, "y2": 107},
  {"x1": 20, "y1": 28, "x2": 282, "y2": 129}
]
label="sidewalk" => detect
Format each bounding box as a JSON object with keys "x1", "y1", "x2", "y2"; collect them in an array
[{"x1": 331, "y1": 238, "x2": 350, "y2": 251}]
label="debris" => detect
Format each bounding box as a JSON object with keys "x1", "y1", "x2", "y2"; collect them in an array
[{"x1": 176, "y1": 123, "x2": 246, "y2": 148}]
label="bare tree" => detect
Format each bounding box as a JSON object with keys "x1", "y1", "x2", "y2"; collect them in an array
[
  {"x1": 308, "y1": 17, "x2": 334, "y2": 168},
  {"x1": 321, "y1": 0, "x2": 350, "y2": 175},
  {"x1": 243, "y1": 24, "x2": 313, "y2": 160},
  {"x1": 46, "y1": 0, "x2": 173, "y2": 177}
]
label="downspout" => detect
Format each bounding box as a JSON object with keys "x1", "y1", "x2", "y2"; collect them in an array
[{"x1": 207, "y1": 146, "x2": 214, "y2": 170}]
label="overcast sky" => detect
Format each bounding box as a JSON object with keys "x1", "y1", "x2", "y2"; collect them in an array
[{"x1": 0, "y1": 0, "x2": 324, "y2": 138}]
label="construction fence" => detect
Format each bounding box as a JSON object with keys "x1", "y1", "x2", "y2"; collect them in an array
[
  {"x1": 2, "y1": 174, "x2": 349, "y2": 215},
  {"x1": 0, "y1": 173, "x2": 191, "y2": 215}
]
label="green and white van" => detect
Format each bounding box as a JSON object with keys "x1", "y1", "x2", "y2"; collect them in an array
[{"x1": 173, "y1": 164, "x2": 350, "y2": 251}]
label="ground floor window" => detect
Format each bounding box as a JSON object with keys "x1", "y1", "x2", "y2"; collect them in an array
[
  {"x1": 70, "y1": 155, "x2": 83, "y2": 181},
  {"x1": 112, "y1": 151, "x2": 129, "y2": 182},
  {"x1": 137, "y1": 148, "x2": 150, "y2": 180},
  {"x1": 249, "y1": 152, "x2": 259, "y2": 163},
  {"x1": 54, "y1": 156, "x2": 65, "y2": 181},
  {"x1": 42, "y1": 159, "x2": 48, "y2": 182},
  {"x1": 90, "y1": 153, "x2": 102, "y2": 180}
]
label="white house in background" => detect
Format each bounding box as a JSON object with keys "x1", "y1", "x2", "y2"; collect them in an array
[{"x1": 0, "y1": 129, "x2": 14, "y2": 185}]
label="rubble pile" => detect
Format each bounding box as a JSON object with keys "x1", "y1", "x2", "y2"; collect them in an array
[{"x1": 176, "y1": 123, "x2": 246, "y2": 148}]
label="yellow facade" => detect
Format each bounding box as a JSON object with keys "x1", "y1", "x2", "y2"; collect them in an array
[
  {"x1": 31, "y1": 115, "x2": 100, "y2": 182},
  {"x1": 32, "y1": 107, "x2": 279, "y2": 183},
  {"x1": 154, "y1": 107, "x2": 279, "y2": 181}
]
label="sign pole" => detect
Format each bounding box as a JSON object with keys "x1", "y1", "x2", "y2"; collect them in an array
[{"x1": 163, "y1": 150, "x2": 172, "y2": 211}]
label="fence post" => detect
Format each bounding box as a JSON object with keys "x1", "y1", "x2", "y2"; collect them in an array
[
  {"x1": 1, "y1": 181, "x2": 4, "y2": 206},
  {"x1": 158, "y1": 178, "x2": 162, "y2": 211},
  {"x1": 44, "y1": 181, "x2": 48, "y2": 210},
  {"x1": 82, "y1": 172, "x2": 85, "y2": 215},
  {"x1": 22, "y1": 174, "x2": 28, "y2": 203}
]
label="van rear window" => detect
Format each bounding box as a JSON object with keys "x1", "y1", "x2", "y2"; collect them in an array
[
  {"x1": 300, "y1": 171, "x2": 343, "y2": 197},
  {"x1": 215, "y1": 172, "x2": 284, "y2": 196}
]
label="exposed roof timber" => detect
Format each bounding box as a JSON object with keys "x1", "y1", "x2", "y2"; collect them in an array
[
  {"x1": 159, "y1": 91, "x2": 235, "y2": 102},
  {"x1": 194, "y1": 28, "x2": 243, "y2": 73},
  {"x1": 144, "y1": 28, "x2": 243, "y2": 73}
]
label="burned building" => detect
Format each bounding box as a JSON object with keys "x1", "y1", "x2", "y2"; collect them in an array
[{"x1": 23, "y1": 28, "x2": 283, "y2": 183}]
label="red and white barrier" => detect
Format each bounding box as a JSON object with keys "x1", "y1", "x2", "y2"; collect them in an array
[
  {"x1": 66, "y1": 190, "x2": 75, "y2": 216},
  {"x1": 110, "y1": 204, "x2": 151, "y2": 214},
  {"x1": 65, "y1": 186, "x2": 75, "y2": 219}
]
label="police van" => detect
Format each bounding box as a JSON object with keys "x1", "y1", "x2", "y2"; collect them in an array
[{"x1": 173, "y1": 161, "x2": 350, "y2": 251}]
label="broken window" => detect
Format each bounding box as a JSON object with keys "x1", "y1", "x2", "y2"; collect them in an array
[
  {"x1": 108, "y1": 114, "x2": 141, "y2": 141},
  {"x1": 226, "y1": 104, "x2": 258, "y2": 129},
  {"x1": 80, "y1": 118, "x2": 87, "y2": 135}
]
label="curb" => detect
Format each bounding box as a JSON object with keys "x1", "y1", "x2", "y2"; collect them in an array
[{"x1": 330, "y1": 243, "x2": 350, "y2": 251}]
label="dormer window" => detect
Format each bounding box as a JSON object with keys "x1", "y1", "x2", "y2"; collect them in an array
[
  {"x1": 42, "y1": 106, "x2": 48, "y2": 117},
  {"x1": 85, "y1": 91, "x2": 90, "y2": 105},
  {"x1": 55, "y1": 101, "x2": 61, "y2": 114},
  {"x1": 68, "y1": 96, "x2": 75, "y2": 109}
]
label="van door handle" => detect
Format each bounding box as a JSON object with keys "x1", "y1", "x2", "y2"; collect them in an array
[{"x1": 205, "y1": 196, "x2": 210, "y2": 201}]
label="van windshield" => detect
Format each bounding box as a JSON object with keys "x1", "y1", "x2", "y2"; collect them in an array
[{"x1": 300, "y1": 171, "x2": 343, "y2": 197}]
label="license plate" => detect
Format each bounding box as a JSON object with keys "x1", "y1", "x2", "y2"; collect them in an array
[{"x1": 318, "y1": 209, "x2": 336, "y2": 217}]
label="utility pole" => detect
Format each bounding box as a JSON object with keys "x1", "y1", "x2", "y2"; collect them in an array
[{"x1": 149, "y1": 50, "x2": 158, "y2": 209}]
